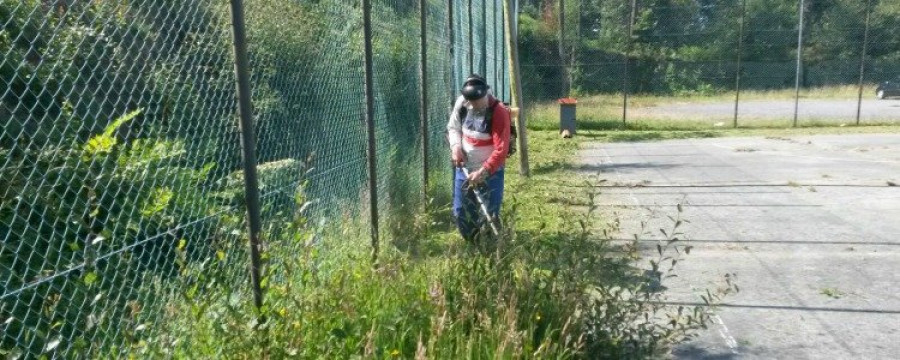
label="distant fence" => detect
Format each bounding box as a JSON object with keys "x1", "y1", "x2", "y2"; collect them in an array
[{"x1": 519, "y1": 0, "x2": 900, "y2": 126}]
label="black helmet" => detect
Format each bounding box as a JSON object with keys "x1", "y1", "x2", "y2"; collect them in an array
[{"x1": 461, "y1": 74, "x2": 489, "y2": 100}]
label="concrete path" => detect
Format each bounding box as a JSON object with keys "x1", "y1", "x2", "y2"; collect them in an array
[{"x1": 578, "y1": 134, "x2": 900, "y2": 359}]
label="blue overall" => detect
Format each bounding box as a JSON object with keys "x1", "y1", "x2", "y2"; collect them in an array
[{"x1": 452, "y1": 167, "x2": 504, "y2": 242}]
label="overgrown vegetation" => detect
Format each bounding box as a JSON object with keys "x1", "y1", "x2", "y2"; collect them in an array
[
  {"x1": 102, "y1": 128, "x2": 735, "y2": 359},
  {"x1": 1, "y1": 0, "x2": 422, "y2": 356}
]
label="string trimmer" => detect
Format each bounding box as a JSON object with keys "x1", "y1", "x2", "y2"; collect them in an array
[{"x1": 459, "y1": 166, "x2": 501, "y2": 238}]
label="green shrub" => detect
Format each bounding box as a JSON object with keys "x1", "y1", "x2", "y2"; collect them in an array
[{"x1": 661, "y1": 63, "x2": 719, "y2": 97}]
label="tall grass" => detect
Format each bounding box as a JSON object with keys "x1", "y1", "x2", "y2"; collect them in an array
[{"x1": 112, "y1": 130, "x2": 736, "y2": 359}]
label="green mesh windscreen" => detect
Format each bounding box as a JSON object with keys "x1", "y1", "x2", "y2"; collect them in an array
[{"x1": 0, "y1": 0, "x2": 509, "y2": 357}]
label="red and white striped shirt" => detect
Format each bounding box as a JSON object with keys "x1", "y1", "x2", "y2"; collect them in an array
[{"x1": 447, "y1": 95, "x2": 510, "y2": 174}]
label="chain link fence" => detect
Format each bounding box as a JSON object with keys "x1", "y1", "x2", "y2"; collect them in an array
[
  {"x1": 520, "y1": 0, "x2": 899, "y2": 127},
  {"x1": 1, "y1": 0, "x2": 509, "y2": 357}
]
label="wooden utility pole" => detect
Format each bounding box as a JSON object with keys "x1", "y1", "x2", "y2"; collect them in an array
[{"x1": 504, "y1": 0, "x2": 529, "y2": 176}]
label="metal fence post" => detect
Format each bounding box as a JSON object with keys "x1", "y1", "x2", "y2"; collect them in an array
[
  {"x1": 856, "y1": 0, "x2": 872, "y2": 126},
  {"x1": 227, "y1": 0, "x2": 266, "y2": 320},
  {"x1": 448, "y1": 0, "x2": 458, "y2": 201},
  {"x1": 494, "y1": 0, "x2": 500, "y2": 91},
  {"x1": 733, "y1": 0, "x2": 746, "y2": 128},
  {"x1": 573, "y1": 0, "x2": 580, "y2": 93},
  {"x1": 362, "y1": 0, "x2": 380, "y2": 264},
  {"x1": 468, "y1": 0, "x2": 474, "y2": 73},
  {"x1": 623, "y1": 0, "x2": 636, "y2": 126},
  {"x1": 793, "y1": 0, "x2": 806, "y2": 128},
  {"x1": 419, "y1": 0, "x2": 429, "y2": 203},
  {"x1": 481, "y1": 0, "x2": 488, "y2": 75},
  {"x1": 449, "y1": 0, "x2": 456, "y2": 96},
  {"x1": 501, "y1": 6, "x2": 507, "y2": 101},
  {"x1": 558, "y1": 0, "x2": 566, "y2": 96}
]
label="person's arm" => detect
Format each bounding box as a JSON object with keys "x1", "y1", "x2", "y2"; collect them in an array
[
  {"x1": 447, "y1": 96, "x2": 464, "y2": 148},
  {"x1": 447, "y1": 96, "x2": 466, "y2": 166},
  {"x1": 480, "y1": 104, "x2": 510, "y2": 174}
]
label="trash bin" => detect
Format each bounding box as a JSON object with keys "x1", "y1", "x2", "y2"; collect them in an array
[{"x1": 558, "y1": 97, "x2": 577, "y2": 137}]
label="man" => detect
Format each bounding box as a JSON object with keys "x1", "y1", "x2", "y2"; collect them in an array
[{"x1": 447, "y1": 74, "x2": 511, "y2": 243}]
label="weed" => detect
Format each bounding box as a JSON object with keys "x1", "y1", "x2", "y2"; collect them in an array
[
  {"x1": 820, "y1": 288, "x2": 844, "y2": 299},
  {"x1": 102, "y1": 129, "x2": 737, "y2": 358}
]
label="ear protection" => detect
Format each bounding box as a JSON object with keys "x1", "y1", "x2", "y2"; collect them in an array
[{"x1": 461, "y1": 74, "x2": 489, "y2": 100}]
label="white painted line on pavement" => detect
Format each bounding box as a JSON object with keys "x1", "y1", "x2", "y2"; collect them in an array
[{"x1": 712, "y1": 313, "x2": 740, "y2": 354}]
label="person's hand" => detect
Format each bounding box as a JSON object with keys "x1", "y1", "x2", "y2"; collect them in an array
[
  {"x1": 451, "y1": 145, "x2": 466, "y2": 167},
  {"x1": 467, "y1": 167, "x2": 488, "y2": 185}
]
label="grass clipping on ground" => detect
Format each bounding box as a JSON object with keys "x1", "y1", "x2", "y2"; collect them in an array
[{"x1": 127, "y1": 130, "x2": 735, "y2": 359}]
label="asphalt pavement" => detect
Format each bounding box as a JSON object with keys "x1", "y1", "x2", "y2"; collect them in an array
[{"x1": 578, "y1": 134, "x2": 900, "y2": 359}]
